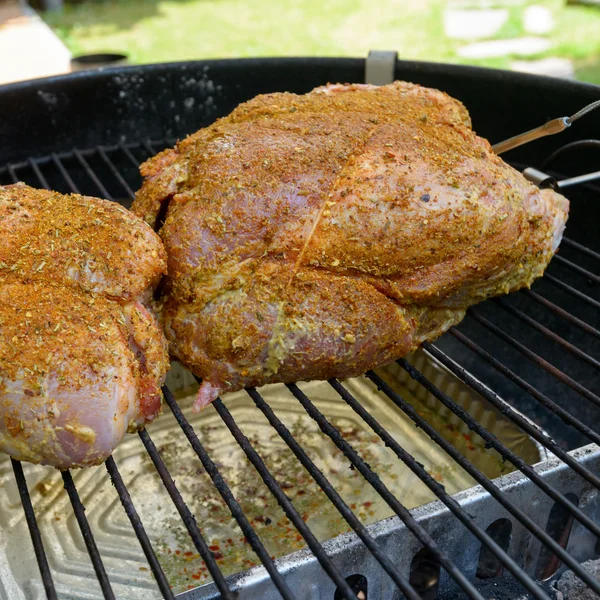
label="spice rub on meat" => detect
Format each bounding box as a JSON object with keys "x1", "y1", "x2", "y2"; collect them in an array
[
  {"x1": 132, "y1": 81, "x2": 569, "y2": 410},
  {"x1": 0, "y1": 183, "x2": 169, "y2": 468}
]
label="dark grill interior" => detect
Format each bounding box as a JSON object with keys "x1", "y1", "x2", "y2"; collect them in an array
[{"x1": 0, "y1": 58, "x2": 599, "y2": 600}]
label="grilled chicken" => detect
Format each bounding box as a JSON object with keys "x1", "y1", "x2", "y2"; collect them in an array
[
  {"x1": 0, "y1": 184, "x2": 169, "y2": 468},
  {"x1": 132, "y1": 81, "x2": 569, "y2": 410}
]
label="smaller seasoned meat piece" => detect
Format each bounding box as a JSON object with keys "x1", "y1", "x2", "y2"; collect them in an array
[{"x1": 0, "y1": 184, "x2": 169, "y2": 468}]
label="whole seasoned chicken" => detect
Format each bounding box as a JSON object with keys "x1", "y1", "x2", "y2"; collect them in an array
[
  {"x1": 0, "y1": 184, "x2": 169, "y2": 468},
  {"x1": 132, "y1": 82, "x2": 569, "y2": 410}
]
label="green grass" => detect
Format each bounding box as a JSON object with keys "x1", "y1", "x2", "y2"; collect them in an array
[{"x1": 43, "y1": 0, "x2": 600, "y2": 84}]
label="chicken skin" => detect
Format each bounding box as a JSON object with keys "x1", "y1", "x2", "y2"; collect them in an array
[
  {"x1": 132, "y1": 82, "x2": 569, "y2": 410},
  {"x1": 0, "y1": 184, "x2": 169, "y2": 468}
]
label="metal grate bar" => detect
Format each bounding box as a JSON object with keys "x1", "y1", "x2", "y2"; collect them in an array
[
  {"x1": 61, "y1": 471, "x2": 116, "y2": 600},
  {"x1": 449, "y1": 327, "x2": 600, "y2": 451},
  {"x1": 7, "y1": 165, "x2": 18, "y2": 183},
  {"x1": 286, "y1": 383, "x2": 486, "y2": 600},
  {"x1": 11, "y1": 460, "x2": 58, "y2": 600},
  {"x1": 246, "y1": 386, "x2": 422, "y2": 600},
  {"x1": 73, "y1": 149, "x2": 113, "y2": 200},
  {"x1": 563, "y1": 237, "x2": 600, "y2": 262},
  {"x1": 329, "y1": 377, "x2": 552, "y2": 600},
  {"x1": 52, "y1": 153, "x2": 80, "y2": 194},
  {"x1": 162, "y1": 386, "x2": 298, "y2": 600},
  {"x1": 0, "y1": 139, "x2": 178, "y2": 178},
  {"x1": 468, "y1": 308, "x2": 600, "y2": 408},
  {"x1": 544, "y1": 273, "x2": 600, "y2": 311},
  {"x1": 523, "y1": 289, "x2": 600, "y2": 339},
  {"x1": 104, "y1": 457, "x2": 174, "y2": 600},
  {"x1": 27, "y1": 158, "x2": 50, "y2": 189},
  {"x1": 138, "y1": 428, "x2": 236, "y2": 599},
  {"x1": 493, "y1": 297, "x2": 600, "y2": 371},
  {"x1": 98, "y1": 147, "x2": 136, "y2": 200},
  {"x1": 380, "y1": 364, "x2": 600, "y2": 594},
  {"x1": 119, "y1": 143, "x2": 144, "y2": 170},
  {"x1": 144, "y1": 141, "x2": 159, "y2": 157},
  {"x1": 211, "y1": 396, "x2": 361, "y2": 600},
  {"x1": 424, "y1": 342, "x2": 600, "y2": 539},
  {"x1": 0, "y1": 144, "x2": 127, "y2": 174},
  {"x1": 553, "y1": 254, "x2": 600, "y2": 284}
]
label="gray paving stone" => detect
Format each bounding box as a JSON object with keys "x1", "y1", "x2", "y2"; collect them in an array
[
  {"x1": 444, "y1": 7, "x2": 509, "y2": 40},
  {"x1": 511, "y1": 57, "x2": 575, "y2": 79},
  {"x1": 457, "y1": 36, "x2": 552, "y2": 59}
]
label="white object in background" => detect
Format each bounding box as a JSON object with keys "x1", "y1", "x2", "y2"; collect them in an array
[
  {"x1": 511, "y1": 57, "x2": 574, "y2": 79},
  {"x1": 0, "y1": 3, "x2": 70, "y2": 85},
  {"x1": 443, "y1": 8, "x2": 509, "y2": 40},
  {"x1": 523, "y1": 5, "x2": 555, "y2": 35},
  {"x1": 457, "y1": 36, "x2": 552, "y2": 59}
]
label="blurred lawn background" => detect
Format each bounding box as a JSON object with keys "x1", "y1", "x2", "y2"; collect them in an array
[{"x1": 42, "y1": 0, "x2": 600, "y2": 84}]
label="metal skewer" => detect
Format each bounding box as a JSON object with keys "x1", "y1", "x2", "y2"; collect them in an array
[
  {"x1": 493, "y1": 99, "x2": 600, "y2": 155},
  {"x1": 557, "y1": 170, "x2": 600, "y2": 189},
  {"x1": 523, "y1": 166, "x2": 600, "y2": 190}
]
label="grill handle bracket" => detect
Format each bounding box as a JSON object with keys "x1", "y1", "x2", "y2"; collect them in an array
[{"x1": 365, "y1": 50, "x2": 398, "y2": 86}]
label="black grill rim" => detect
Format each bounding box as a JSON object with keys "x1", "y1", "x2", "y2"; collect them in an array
[{"x1": 2, "y1": 56, "x2": 600, "y2": 166}]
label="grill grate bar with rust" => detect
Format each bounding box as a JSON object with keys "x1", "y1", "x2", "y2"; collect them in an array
[
  {"x1": 424, "y1": 341, "x2": 600, "y2": 536},
  {"x1": 138, "y1": 428, "x2": 236, "y2": 599},
  {"x1": 104, "y1": 457, "x2": 175, "y2": 600},
  {"x1": 61, "y1": 471, "x2": 116, "y2": 600},
  {"x1": 327, "y1": 377, "x2": 553, "y2": 600},
  {"x1": 375, "y1": 364, "x2": 600, "y2": 595},
  {"x1": 562, "y1": 237, "x2": 600, "y2": 262},
  {"x1": 11, "y1": 460, "x2": 58, "y2": 600},
  {"x1": 211, "y1": 396, "x2": 362, "y2": 600},
  {"x1": 286, "y1": 382, "x2": 486, "y2": 600},
  {"x1": 162, "y1": 386, "x2": 298, "y2": 600},
  {"x1": 522, "y1": 289, "x2": 600, "y2": 339},
  {"x1": 492, "y1": 297, "x2": 600, "y2": 371},
  {"x1": 467, "y1": 308, "x2": 600, "y2": 408},
  {"x1": 553, "y1": 254, "x2": 600, "y2": 284},
  {"x1": 2, "y1": 140, "x2": 600, "y2": 599},
  {"x1": 544, "y1": 273, "x2": 600, "y2": 311},
  {"x1": 448, "y1": 327, "x2": 600, "y2": 451},
  {"x1": 246, "y1": 386, "x2": 422, "y2": 600}
]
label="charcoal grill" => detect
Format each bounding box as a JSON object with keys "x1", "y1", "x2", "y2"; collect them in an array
[{"x1": 0, "y1": 56, "x2": 599, "y2": 600}]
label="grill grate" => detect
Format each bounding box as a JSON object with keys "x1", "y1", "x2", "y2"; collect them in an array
[{"x1": 1, "y1": 139, "x2": 599, "y2": 600}]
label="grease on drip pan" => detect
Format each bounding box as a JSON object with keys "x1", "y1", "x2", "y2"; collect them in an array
[{"x1": 0, "y1": 350, "x2": 545, "y2": 598}]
